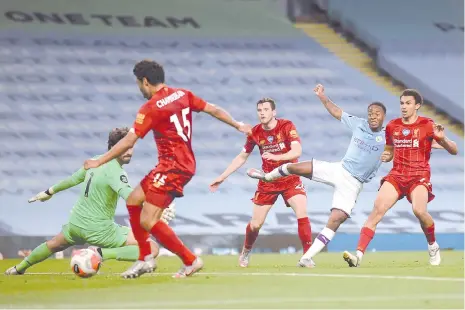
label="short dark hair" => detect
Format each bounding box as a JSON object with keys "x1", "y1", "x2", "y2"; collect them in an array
[
  {"x1": 256, "y1": 97, "x2": 276, "y2": 110},
  {"x1": 108, "y1": 127, "x2": 130, "y2": 150},
  {"x1": 368, "y1": 101, "x2": 387, "y2": 114},
  {"x1": 133, "y1": 60, "x2": 165, "y2": 85},
  {"x1": 400, "y1": 89, "x2": 423, "y2": 105}
]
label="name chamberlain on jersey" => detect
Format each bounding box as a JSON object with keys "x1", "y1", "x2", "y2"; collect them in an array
[{"x1": 156, "y1": 90, "x2": 186, "y2": 108}]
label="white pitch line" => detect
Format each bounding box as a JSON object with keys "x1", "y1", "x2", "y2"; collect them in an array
[
  {"x1": 18, "y1": 271, "x2": 464, "y2": 282},
  {"x1": 39, "y1": 294, "x2": 465, "y2": 308}
]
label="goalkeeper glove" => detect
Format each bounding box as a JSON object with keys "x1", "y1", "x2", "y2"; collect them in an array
[
  {"x1": 28, "y1": 188, "x2": 55, "y2": 203},
  {"x1": 161, "y1": 202, "x2": 176, "y2": 224}
]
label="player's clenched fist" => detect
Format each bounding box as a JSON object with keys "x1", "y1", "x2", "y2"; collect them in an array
[
  {"x1": 209, "y1": 176, "x2": 225, "y2": 192},
  {"x1": 314, "y1": 84, "x2": 325, "y2": 97},
  {"x1": 262, "y1": 152, "x2": 280, "y2": 161},
  {"x1": 84, "y1": 159, "x2": 101, "y2": 170},
  {"x1": 28, "y1": 188, "x2": 54, "y2": 203},
  {"x1": 161, "y1": 203, "x2": 176, "y2": 224},
  {"x1": 237, "y1": 122, "x2": 253, "y2": 135},
  {"x1": 380, "y1": 151, "x2": 393, "y2": 163},
  {"x1": 433, "y1": 123, "x2": 445, "y2": 140}
]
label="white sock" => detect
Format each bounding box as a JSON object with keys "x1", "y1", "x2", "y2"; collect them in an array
[
  {"x1": 356, "y1": 250, "x2": 364, "y2": 260},
  {"x1": 302, "y1": 227, "x2": 336, "y2": 260},
  {"x1": 265, "y1": 163, "x2": 290, "y2": 181}
]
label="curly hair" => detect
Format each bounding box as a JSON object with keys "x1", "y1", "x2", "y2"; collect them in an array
[{"x1": 133, "y1": 60, "x2": 165, "y2": 85}]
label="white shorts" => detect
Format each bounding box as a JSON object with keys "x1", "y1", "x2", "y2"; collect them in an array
[{"x1": 312, "y1": 159, "x2": 363, "y2": 216}]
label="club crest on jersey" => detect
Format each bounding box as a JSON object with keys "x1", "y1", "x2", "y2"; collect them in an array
[
  {"x1": 267, "y1": 136, "x2": 274, "y2": 143},
  {"x1": 402, "y1": 129, "x2": 410, "y2": 136},
  {"x1": 413, "y1": 128, "x2": 420, "y2": 138},
  {"x1": 376, "y1": 136, "x2": 383, "y2": 142}
]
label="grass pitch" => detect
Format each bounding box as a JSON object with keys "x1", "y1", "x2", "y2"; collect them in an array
[{"x1": 0, "y1": 251, "x2": 463, "y2": 309}]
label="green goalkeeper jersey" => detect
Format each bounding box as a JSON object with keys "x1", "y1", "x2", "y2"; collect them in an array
[{"x1": 51, "y1": 157, "x2": 133, "y2": 230}]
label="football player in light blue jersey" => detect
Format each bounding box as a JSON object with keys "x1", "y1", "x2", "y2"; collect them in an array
[{"x1": 247, "y1": 84, "x2": 388, "y2": 267}]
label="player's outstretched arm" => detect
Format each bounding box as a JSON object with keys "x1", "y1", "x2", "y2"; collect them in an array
[
  {"x1": 314, "y1": 84, "x2": 343, "y2": 120},
  {"x1": 202, "y1": 103, "x2": 252, "y2": 135},
  {"x1": 84, "y1": 131, "x2": 139, "y2": 169},
  {"x1": 210, "y1": 151, "x2": 251, "y2": 192},
  {"x1": 28, "y1": 167, "x2": 86, "y2": 203}
]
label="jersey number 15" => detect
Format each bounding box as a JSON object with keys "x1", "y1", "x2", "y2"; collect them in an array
[{"x1": 170, "y1": 107, "x2": 191, "y2": 142}]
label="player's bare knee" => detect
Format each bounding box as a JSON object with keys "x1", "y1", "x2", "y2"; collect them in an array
[
  {"x1": 140, "y1": 203, "x2": 164, "y2": 230},
  {"x1": 46, "y1": 237, "x2": 68, "y2": 252},
  {"x1": 412, "y1": 206, "x2": 428, "y2": 220},
  {"x1": 140, "y1": 215, "x2": 155, "y2": 231},
  {"x1": 127, "y1": 185, "x2": 145, "y2": 206},
  {"x1": 249, "y1": 219, "x2": 263, "y2": 231}
]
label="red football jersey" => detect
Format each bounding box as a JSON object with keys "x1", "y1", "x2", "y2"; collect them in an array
[
  {"x1": 132, "y1": 86, "x2": 207, "y2": 175},
  {"x1": 243, "y1": 119, "x2": 301, "y2": 191},
  {"x1": 385, "y1": 116, "x2": 437, "y2": 177}
]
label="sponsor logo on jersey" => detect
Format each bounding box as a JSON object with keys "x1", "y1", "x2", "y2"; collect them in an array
[
  {"x1": 135, "y1": 113, "x2": 145, "y2": 124},
  {"x1": 279, "y1": 142, "x2": 285, "y2": 150},
  {"x1": 353, "y1": 137, "x2": 380, "y2": 153},
  {"x1": 393, "y1": 138, "x2": 419, "y2": 148},
  {"x1": 267, "y1": 136, "x2": 274, "y2": 143},
  {"x1": 120, "y1": 175, "x2": 128, "y2": 183},
  {"x1": 402, "y1": 129, "x2": 410, "y2": 136}
]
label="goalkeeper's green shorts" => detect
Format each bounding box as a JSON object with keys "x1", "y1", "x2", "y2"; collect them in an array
[{"x1": 62, "y1": 222, "x2": 130, "y2": 248}]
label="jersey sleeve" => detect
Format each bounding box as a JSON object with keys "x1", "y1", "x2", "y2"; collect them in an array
[
  {"x1": 283, "y1": 121, "x2": 301, "y2": 144},
  {"x1": 385, "y1": 122, "x2": 394, "y2": 146},
  {"x1": 133, "y1": 103, "x2": 154, "y2": 139},
  {"x1": 341, "y1": 112, "x2": 364, "y2": 131},
  {"x1": 426, "y1": 119, "x2": 436, "y2": 141},
  {"x1": 51, "y1": 167, "x2": 86, "y2": 193},
  {"x1": 242, "y1": 135, "x2": 256, "y2": 153},
  {"x1": 188, "y1": 90, "x2": 207, "y2": 112},
  {"x1": 107, "y1": 170, "x2": 133, "y2": 201}
]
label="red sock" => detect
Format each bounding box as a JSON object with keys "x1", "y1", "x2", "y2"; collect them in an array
[
  {"x1": 422, "y1": 223, "x2": 436, "y2": 244},
  {"x1": 127, "y1": 205, "x2": 151, "y2": 260},
  {"x1": 297, "y1": 217, "x2": 312, "y2": 252},
  {"x1": 244, "y1": 223, "x2": 259, "y2": 250},
  {"x1": 150, "y1": 221, "x2": 196, "y2": 266},
  {"x1": 356, "y1": 227, "x2": 375, "y2": 253}
]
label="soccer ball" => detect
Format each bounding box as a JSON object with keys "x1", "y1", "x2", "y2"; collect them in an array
[{"x1": 70, "y1": 249, "x2": 101, "y2": 278}]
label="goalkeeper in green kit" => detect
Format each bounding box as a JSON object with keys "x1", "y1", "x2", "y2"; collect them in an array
[{"x1": 5, "y1": 127, "x2": 175, "y2": 275}]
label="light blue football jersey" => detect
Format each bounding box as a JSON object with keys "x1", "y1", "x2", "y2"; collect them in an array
[{"x1": 340, "y1": 112, "x2": 385, "y2": 183}]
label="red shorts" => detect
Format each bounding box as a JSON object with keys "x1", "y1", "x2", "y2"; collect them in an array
[
  {"x1": 381, "y1": 173, "x2": 434, "y2": 203},
  {"x1": 140, "y1": 167, "x2": 193, "y2": 208},
  {"x1": 252, "y1": 182, "x2": 306, "y2": 206}
]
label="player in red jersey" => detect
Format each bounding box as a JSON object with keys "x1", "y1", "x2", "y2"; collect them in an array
[
  {"x1": 210, "y1": 98, "x2": 311, "y2": 267},
  {"x1": 343, "y1": 89, "x2": 458, "y2": 267},
  {"x1": 84, "y1": 60, "x2": 251, "y2": 278}
]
